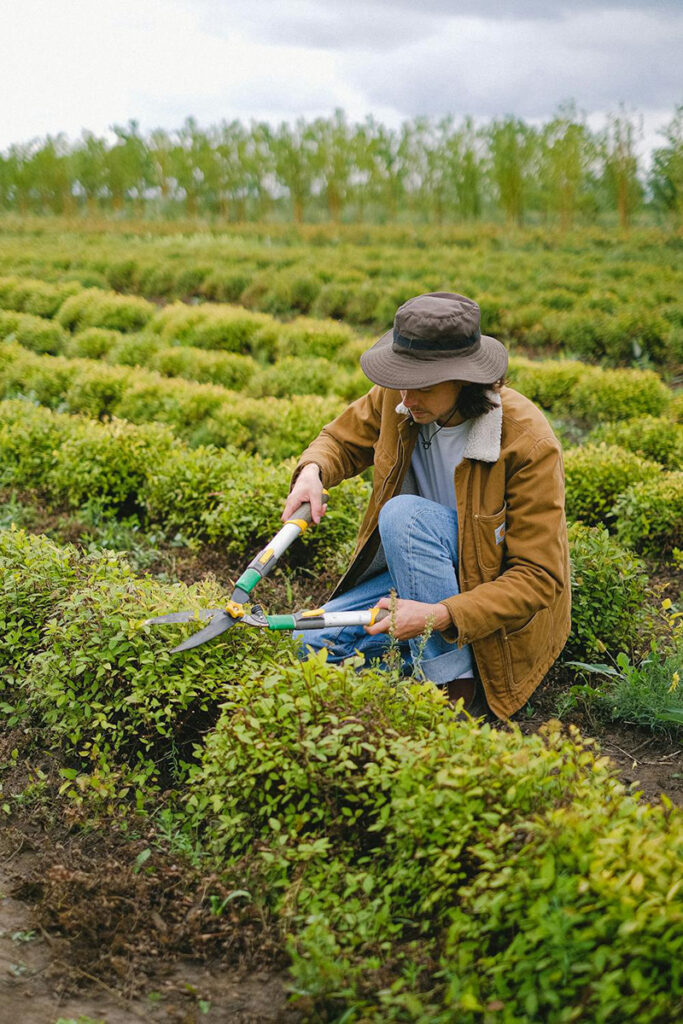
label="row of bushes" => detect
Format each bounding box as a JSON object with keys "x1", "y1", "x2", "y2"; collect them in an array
[
  {"x1": 2, "y1": 305, "x2": 678, "y2": 424},
  {"x1": 0, "y1": 225, "x2": 680, "y2": 365},
  {"x1": 0, "y1": 398, "x2": 368, "y2": 574},
  {"x1": 0, "y1": 525, "x2": 680, "y2": 1021},
  {"x1": 0, "y1": 341, "x2": 345, "y2": 460},
  {"x1": 0, "y1": 396, "x2": 672, "y2": 655},
  {"x1": 564, "y1": 443, "x2": 683, "y2": 555}
]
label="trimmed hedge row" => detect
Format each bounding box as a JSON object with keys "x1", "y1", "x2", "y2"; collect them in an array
[
  {"x1": 0, "y1": 342, "x2": 345, "y2": 460},
  {"x1": 0, "y1": 399, "x2": 368, "y2": 573},
  {"x1": 187, "y1": 659, "x2": 682, "y2": 1022},
  {"x1": 0, "y1": 398, "x2": 660, "y2": 658},
  {"x1": 1, "y1": 526, "x2": 680, "y2": 1020},
  {"x1": 1, "y1": 224, "x2": 681, "y2": 366},
  {"x1": 0, "y1": 274, "x2": 81, "y2": 317},
  {"x1": 56, "y1": 287, "x2": 156, "y2": 333}
]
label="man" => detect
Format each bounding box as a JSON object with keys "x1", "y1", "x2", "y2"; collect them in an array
[{"x1": 282, "y1": 292, "x2": 571, "y2": 719}]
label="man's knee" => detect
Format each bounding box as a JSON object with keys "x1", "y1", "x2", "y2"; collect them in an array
[{"x1": 378, "y1": 494, "x2": 424, "y2": 541}]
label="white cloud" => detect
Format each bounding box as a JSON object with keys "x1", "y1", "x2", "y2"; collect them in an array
[{"x1": 0, "y1": 0, "x2": 680, "y2": 154}]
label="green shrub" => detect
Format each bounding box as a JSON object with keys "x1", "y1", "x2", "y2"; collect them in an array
[
  {"x1": 0, "y1": 342, "x2": 78, "y2": 406},
  {"x1": 149, "y1": 346, "x2": 256, "y2": 391},
  {"x1": 150, "y1": 302, "x2": 278, "y2": 360},
  {"x1": 200, "y1": 268, "x2": 253, "y2": 303},
  {"x1": 589, "y1": 416, "x2": 683, "y2": 470},
  {"x1": 570, "y1": 367, "x2": 671, "y2": 422},
  {"x1": 0, "y1": 310, "x2": 68, "y2": 354},
  {"x1": 310, "y1": 281, "x2": 355, "y2": 320},
  {"x1": 0, "y1": 526, "x2": 77, "y2": 676},
  {"x1": 247, "y1": 356, "x2": 333, "y2": 398},
  {"x1": 566, "y1": 523, "x2": 651, "y2": 659},
  {"x1": 57, "y1": 288, "x2": 155, "y2": 333},
  {"x1": 0, "y1": 275, "x2": 80, "y2": 317},
  {"x1": 63, "y1": 326, "x2": 122, "y2": 360},
  {"x1": 564, "y1": 443, "x2": 662, "y2": 525},
  {"x1": 106, "y1": 332, "x2": 163, "y2": 367},
  {"x1": 277, "y1": 316, "x2": 357, "y2": 359},
  {"x1": 62, "y1": 361, "x2": 134, "y2": 419},
  {"x1": 188, "y1": 660, "x2": 682, "y2": 1022},
  {"x1": 47, "y1": 418, "x2": 175, "y2": 513},
  {"x1": 0, "y1": 399, "x2": 69, "y2": 489},
  {"x1": 260, "y1": 269, "x2": 321, "y2": 315},
  {"x1": 614, "y1": 472, "x2": 683, "y2": 557},
  {"x1": 506, "y1": 356, "x2": 586, "y2": 410}
]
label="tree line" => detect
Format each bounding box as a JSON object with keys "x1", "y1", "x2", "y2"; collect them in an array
[{"x1": 1, "y1": 104, "x2": 681, "y2": 227}]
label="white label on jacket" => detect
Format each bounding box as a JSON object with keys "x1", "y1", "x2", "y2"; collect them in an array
[{"x1": 495, "y1": 522, "x2": 506, "y2": 545}]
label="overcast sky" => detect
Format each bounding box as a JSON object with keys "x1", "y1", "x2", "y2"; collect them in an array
[{"x1": 2, "y1": 0, "x2": 681, "y2": 161}]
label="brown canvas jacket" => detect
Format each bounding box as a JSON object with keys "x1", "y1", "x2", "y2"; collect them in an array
[{"x1": 293, "y1": 385, "x2": 571, "y2": 719}]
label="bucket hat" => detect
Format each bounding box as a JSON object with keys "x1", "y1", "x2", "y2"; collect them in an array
[{"x1": 360, "y1": 292, "x2": 508, "y2": 389}]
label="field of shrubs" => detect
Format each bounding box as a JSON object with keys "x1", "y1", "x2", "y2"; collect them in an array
[{"x1": 0, "y1": 219, "x2": 681, "y2": 1021}]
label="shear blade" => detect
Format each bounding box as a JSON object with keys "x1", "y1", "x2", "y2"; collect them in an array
[
  {"x1": 170, "y1": 611, "x2": 239, "y2": 653},
  {"x1": 146, "y1": 608, "x2": 222, "y2": 625}
]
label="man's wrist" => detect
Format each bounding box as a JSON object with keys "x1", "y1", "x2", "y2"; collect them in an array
[{"x1": 434, "y1": 602, "x2": 452, "y2": 632}]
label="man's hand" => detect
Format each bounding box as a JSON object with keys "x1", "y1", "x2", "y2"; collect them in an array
[
  {"x1": 364, "y1": 597, "x2": 451, "y2": 640},
  {"x1": 282, "y1": 463, "x2": 327, "y2": 524}
]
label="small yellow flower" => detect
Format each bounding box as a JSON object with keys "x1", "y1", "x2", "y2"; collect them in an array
[{"x1": 668, "y1": 672, "x2": 680, "y2": 695}]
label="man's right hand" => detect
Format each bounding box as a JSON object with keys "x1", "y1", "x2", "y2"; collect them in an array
[{"x1": 281, "y1": 463, "x2": 327, "y2": 524}]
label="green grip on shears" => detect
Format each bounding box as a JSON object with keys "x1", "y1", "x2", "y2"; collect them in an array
[
  {"x1": 233, "y1": 567, "x2": 262, "y2": 594},
  {"x1": 265, "y1": 614, "x2": 297, "y2": 630}
]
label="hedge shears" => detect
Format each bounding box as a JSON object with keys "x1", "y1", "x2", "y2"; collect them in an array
[{"x1": 146, "y1": 492, "x2": 389, "y2": 652}]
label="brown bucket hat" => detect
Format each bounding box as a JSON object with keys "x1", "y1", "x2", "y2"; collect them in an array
[{"x1": 360, "y1": 292, "x2": 508, "y2": 389}]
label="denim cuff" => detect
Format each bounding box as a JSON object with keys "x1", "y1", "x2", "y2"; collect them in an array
[{"x1": 414, "y1": 645, "x2": 474, "y2": 686}]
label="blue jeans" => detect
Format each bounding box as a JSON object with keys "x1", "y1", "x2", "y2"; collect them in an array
[{"x1": 296, "y1": 494, "x2": 475, "y2": 685}]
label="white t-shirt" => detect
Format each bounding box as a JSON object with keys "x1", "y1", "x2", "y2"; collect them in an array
[{"x1": 410, "y1": 420, "x2": 471, "y2": 510}]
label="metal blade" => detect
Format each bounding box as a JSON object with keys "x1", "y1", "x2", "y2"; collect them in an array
[
  {"x1": 170, "y1": 612, "x2": 239, "y2": 653},
  {"x1": 145, "y1": 608, "x2": 222, "y2": 625}
]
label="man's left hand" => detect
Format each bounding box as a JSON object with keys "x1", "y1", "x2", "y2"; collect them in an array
[{"x1": 364, "y1": 597, "x2": 451, "y2": 641}]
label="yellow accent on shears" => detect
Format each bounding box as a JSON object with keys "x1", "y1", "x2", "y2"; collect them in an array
[
  {"x1": 285, "y1": 518, "x2": 308, "y2": 533},
  {"x1": 224, "y1": 600, "x2": 247, "y2": 619},
  {"x1": 258, "y1": 547, "x2": 275, "y2": 565},
  {"x1": 368, "y1": 606, "x2": 381, "y2": 626},
  {"x1": 300, "y1": 607, "x2": 325, "y2": 618}
]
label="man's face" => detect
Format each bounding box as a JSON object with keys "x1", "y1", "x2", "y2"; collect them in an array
[{"x1": 399, "y1": 380, "x2": 463, "y2": 425}]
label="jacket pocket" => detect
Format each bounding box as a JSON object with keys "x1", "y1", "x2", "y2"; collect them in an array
[
  {"x1": 502, "y1": 607, "x2": 552, "y2": 692},
  {"x1": 473, "y1": 503, "x2": 507, "y2": 580}
]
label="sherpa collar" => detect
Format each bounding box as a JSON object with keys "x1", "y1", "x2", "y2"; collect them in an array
[{"x1": 395, "y1": 389, "x2": 502, "y2": 463}]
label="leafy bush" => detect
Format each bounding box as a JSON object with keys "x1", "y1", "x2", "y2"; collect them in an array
[
  {"x1": 247, "y1": 356, "x2": 334, "y2": 398},
  {"x1": 63, "y1": 326, "x2": 123, "y2": 360},
  {"x1": 200, "y1": 268, "x2": 253, "y2": 303},
  {"x1": 0, "y1": 526, "x2": 77, "y2": 675},
  {"x1": 564, "y1": 443, "x2": 661, "y2": 525},
  {"x1": 105, "y1": 332, "x2": 163, "y2": 367},
  {"x1": 260, "y1": 269, "x2": 321, "y2": 315},
  {"x1": 57, "y1": 288, "x2": 155, "y2": 333},
  {"x1": 149, "y1": 346, "x2": 256, "y2": 391},
  {"x1": 570, "y1": 367, "x2": 672, "y2": 422},
  {"x1": 47, "y1": 418, "x2": 175, "y2": 513},
  {"x1": 614, "y1": 472, "x2": 683, "y2": 557},
  {"x1": 277, "y1": 316, "x2": 357, "y2": 359},
  {"x1": 0, "y1": 275, "x2": 80, "y2": 317},
  {"x1": 188, "y1": 658, "x2": 682, "y2": 1022},
  {"x1": 0, "y1": 310, "x2": 68, "y2": 354},
  {"x1": 589, "y1": 416, "x2": 683, "y2": 470},
  {"x1": 566, "y1": 523, "x2": 651, "y2": 659},
  {"x1": 506, "y1": 356, "x2": 586, "y2": 410}
]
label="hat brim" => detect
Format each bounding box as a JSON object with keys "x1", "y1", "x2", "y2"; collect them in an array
[{"x1": 360, "y1": 330, "x2": 509, "y2": 389}]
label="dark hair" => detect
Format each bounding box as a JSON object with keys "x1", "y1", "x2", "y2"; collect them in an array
[{"x1": 457, "y1": 378, "x2": 505, "y2": 420}]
